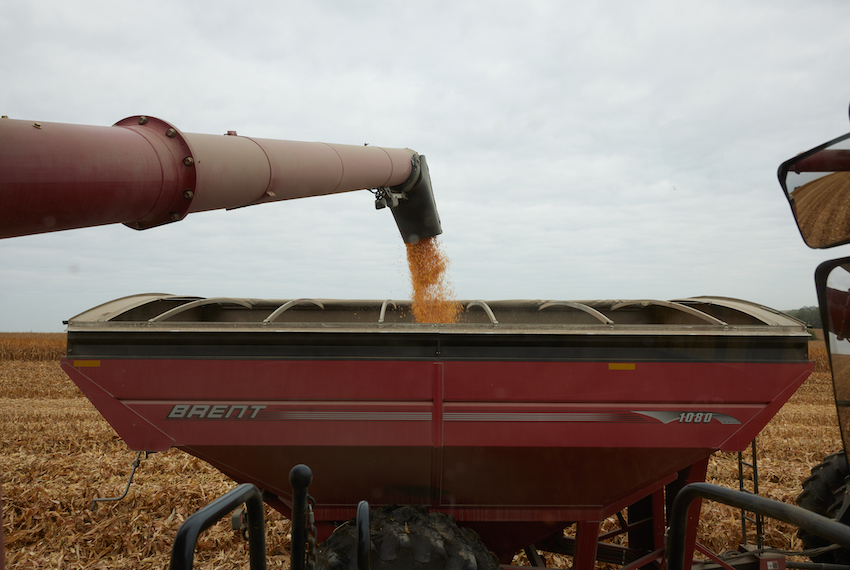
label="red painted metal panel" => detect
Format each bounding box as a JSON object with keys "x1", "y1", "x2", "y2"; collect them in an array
[
  {"x1": 61, "y1": 361, "x2": 174, "y2": 451},
  {"x1": 0, "y1": 118, "x2": 165, "y2": 237},
  {"x1": 442, "y1": 361, "x2": 813, "y2": 404},
  {"x1": 59, "y1": 331, "x2": 812, "y2": 558},
  {"x1": 127, "y1": 402, "x2": 434, "y2": 447},
  {"x1": 65, "y1": 357, "x2": 810, "y2": 453},
  {"x1": 61, "y1": 355, "x2": 811, "y2": 506},
  {"x1": 187, "y1": 445, "x2": 433, "y2": 507},
  {"x1": 438, "y1": 447, "x2": 705, "y2": 511},
  {"x1": 717, "y1": 369, "x2": 811, "y2": 451},
  {"x1": 0, "y1": 116, "x2": 420, "y2": 237},
  {"x1": 70, "y1": 358, "x2": 812, "y2": 407},
  {"x1": 573, "y1": 521, "x2": 602, "y2": 570},
  {"x1": 440, "y1": 403, "x2": 763, "y2": 448},
  {"x1": 69, "y1": 358, "x2": 435, "y2": 400},
  {"x1": 430, "y1": 363, "x2": 444, "y2": 503},
  {"x1": 675, "y1": 457, "x2": 710, "y2": 570}
]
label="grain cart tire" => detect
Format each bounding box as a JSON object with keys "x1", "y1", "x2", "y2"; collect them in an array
[
  {"x1": 317, "y1": 505, "x2": 500, "y2": 570},
  {"x1": 796, "y1": 451, "x2": 850, "y2": 563}
]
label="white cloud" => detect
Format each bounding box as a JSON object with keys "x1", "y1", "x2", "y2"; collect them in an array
[{"x1": 2, "y1": 0, "x2": 850, "y2": 330}]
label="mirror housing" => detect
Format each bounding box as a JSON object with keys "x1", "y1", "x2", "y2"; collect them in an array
[
  {"x1": 816, "y1": 258, "x2": 850, "y2": 461},
  {"x1": 779, "y1": 132, "x2": 850, "y2": 249}
]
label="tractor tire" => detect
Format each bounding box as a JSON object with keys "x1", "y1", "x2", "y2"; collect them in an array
[
  {"x1": 317, "y1": 505, "x2": 500, "y2": 570},
  {"x1": 796, "y1": 451, "x2": 850, "y2": 563}
]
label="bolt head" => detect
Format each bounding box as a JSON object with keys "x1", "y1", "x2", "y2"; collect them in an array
[
  {"x1": 166, "y1": 128, "x2": 176, "y2": 138},
  {"x1": 183, "y1": 156, "x2": 194, "y2": 166},
  {"x1": 138, "y1": 116, "x2": 148, "y2": 125},
  {"x1": 169, "y1": 212, "x2": 180, "y2": 222},
  {"x1": 183, "y1": 190, "x2": 194, "y2": 199}
]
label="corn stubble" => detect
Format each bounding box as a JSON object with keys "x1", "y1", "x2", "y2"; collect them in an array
[
  {"x1": 1, "y1": 335, "x2": 291, "y2": 569},
  {"x1": 1, "y1": 336, "x2": 841, "y2": 569},
  {"x1": 406, "y1": 236, "x2": 462, "y2": 323}
]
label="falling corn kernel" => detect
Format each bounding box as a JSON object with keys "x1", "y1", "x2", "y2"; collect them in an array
[{"x1": 405, "y1": 236, "x2": 461, "y2": 324}]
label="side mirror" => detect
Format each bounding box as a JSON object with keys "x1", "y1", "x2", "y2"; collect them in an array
[
  {"x1": 779, "y1": 132, "x2": 850, "y2": 248},
  {"x1": 816, "y1": 258, "x2": 850, "y2": 458}
]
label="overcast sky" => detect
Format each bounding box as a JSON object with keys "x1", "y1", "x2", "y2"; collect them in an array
[{"x1": 3, "y1": 1, "x2": 850, "y2": 332}]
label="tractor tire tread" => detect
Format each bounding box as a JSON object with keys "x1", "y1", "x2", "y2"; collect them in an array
[
  {"x1": 317, "y1": 505, "x2": 500, "y2": 570},
  {"x1": 796, "y1": 451, "x2": 850, "y2": 563}
]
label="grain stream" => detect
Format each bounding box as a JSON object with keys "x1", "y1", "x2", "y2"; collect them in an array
[{"x1": 405, "y1": 236, "x2": 462, "y2": 323}]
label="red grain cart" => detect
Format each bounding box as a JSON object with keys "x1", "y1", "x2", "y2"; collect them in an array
[{"x1": 61, "y1": 294, "x2": 812, "y2": 568}]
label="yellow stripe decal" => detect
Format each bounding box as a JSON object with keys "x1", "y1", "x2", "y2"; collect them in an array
[
  {"x1": 73, "y1": 360, "x2": 101, "y2": 368},
  {"x1": 608, "y1": 363, "x2": 635, "y2": 370}
]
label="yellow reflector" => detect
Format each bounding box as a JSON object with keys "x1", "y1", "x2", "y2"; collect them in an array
[
  {"x1": 608, "y1": 363, "x2": 635, "y2": 370},
  {"x1": 73, "y1": 360, "x2": 101, "y2": 368}
]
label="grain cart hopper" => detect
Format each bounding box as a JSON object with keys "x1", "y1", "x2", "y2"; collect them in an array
[{"x1": 59, "y1": 294, "x2": 814, "y2": 570}]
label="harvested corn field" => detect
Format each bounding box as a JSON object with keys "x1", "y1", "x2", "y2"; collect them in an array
[
  {"x1": 789, "y1": 172, "x2": 850, "y2": 248},
  {"x1": 1, "y1": 335, "x2": 291, "y2": 569},
  {"x1": 0, "y1": 335, "x2": 841, "y2": 569}
]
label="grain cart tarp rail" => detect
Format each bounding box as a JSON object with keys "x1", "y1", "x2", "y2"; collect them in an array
[{"x1": 60, "y1": 295, "x2": 813, "y2": 565}]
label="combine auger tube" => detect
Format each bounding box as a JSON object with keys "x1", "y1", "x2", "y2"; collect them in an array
[{"x1": 0, "y1": 115, "x2": 442, "y2": 243}]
